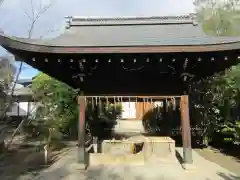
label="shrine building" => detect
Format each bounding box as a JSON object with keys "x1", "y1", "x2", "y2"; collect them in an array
[{"x1": 0, "y1": 14, "x2": 240, "y2": 167}]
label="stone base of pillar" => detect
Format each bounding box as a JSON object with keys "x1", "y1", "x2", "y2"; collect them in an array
[
  {"x1": 182, "y1": 163, "x2": 196, "y2": 171},
  {"x1": 183, "y1": 147, "x2": 193, "y2": 164},
  {"x1": 77, "y1": 147, "x2": 87, "y2": 169}
]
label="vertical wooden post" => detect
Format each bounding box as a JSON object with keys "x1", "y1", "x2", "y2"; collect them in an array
[
  {"x1": 180, "y1": 95, "x2": 193, "y2": 164},
  {"x1": 78, "y1": 92, "x2": 86, "y2": 167}
]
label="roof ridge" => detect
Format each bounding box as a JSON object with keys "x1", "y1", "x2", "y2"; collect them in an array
[
  {"x1": 67, "y1": 14, "x2": 195, "y2": 22},
  {"x1": 65, "y1": 14, "x2": 197, "y2": 28}
]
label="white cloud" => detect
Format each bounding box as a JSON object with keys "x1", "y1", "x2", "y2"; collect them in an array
[
  {"x1": 0, "y1": 0, "x2": 21, "y2": 9},
  {"x1": 1, "y1": 0, "x2": 53, "y2": 9},
  {"x1": 0, "y1": 0, "x2": 195, "y2": 37},
  {"x1": 54, "y1": 0, "x2": 194, "y2": 17}
]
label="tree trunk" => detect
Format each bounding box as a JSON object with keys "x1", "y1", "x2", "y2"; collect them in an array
[{"x1": 0, "y1": 140, "x2": 6, "y2": 153}]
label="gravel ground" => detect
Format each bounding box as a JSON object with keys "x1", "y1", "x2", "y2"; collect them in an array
[
  {"x1": 30, "y1": 147, "x2": 240, "y2": 180},
  {"x1": 195, "y1": 147, "x2": 240, "y2": 176},
  {"x1": 0, "y1": 145, "x2": 70, "y2": 180},
  {"x1": 4, "y1": 120, "x2": 240, "y2": 180}
]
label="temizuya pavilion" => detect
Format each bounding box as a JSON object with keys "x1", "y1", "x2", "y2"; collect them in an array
[{"x1": 0, "y1": 14, "x2": 240, "y2": 167}]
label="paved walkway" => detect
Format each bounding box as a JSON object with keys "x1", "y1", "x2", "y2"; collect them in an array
[{"x1": 28, "y1": 147, "x2": 240, "y2": 180}]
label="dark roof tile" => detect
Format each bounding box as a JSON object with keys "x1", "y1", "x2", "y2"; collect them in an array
[{"x1": 2, "y1": 14, "x2": 240, "y2": 47}]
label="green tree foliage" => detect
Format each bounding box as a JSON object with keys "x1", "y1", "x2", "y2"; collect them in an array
[
  {"x1": 30, "y1": 73, "x2": 78, "y2": 140},
  {"x1": 29, "y1": 73, "x2": 122, "y2": 143},
  {"x1": 195, "y1": 0, "x2": 240, "y2": 36},
  {"x1": 191, "y1": 64, "x2": 240, "y2": 145},
  {"x1": 0, "y1": 57, "x2": 15, "y2": 115},
  {"x1": 193, "y1": 0, "x2": 240, "y2": 146},
  {"x1": 0, "y1": 57, "x2": 15, "y2": 90}
]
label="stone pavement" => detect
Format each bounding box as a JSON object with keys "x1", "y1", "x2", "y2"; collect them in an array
[{"x1": 29, "y1": 147, "x2": 240, "y2": 180}]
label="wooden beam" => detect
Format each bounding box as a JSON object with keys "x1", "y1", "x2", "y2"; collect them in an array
[
  {"x1": 84, "y1": 96, "x2": 181, "y2": 102},
  {"x1": 77, "y1": 92, "x2": 86, "y2": 168},
  {"x1": 180, "y1": 95, "x2": 193, "y2": 164},
  {"x1": 85, "y1": 95, "x2": 181, "y2": 98}
]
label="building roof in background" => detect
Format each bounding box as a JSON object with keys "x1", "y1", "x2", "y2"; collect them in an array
[
  {"x1": 5, "y1": 83, "x2": 32, "y2": 96},
  {"x1": 12, "y1": 86, "x2": 32, "y2": 96},
  {"x1": 17, "y1": 78, "x2": 33, "y2": 86}
]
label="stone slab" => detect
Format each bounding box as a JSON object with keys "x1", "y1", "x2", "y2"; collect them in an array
[
  {"x1": 89, "y1": 153, "x2": 145, "y2": 166},
  {"x1": 102, "y1": 140, "x2": 136, "y2": 154}
]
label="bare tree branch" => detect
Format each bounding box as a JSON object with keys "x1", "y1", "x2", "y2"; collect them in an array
[
  {"x1": 0, "y1": 62, "x2": 23, "y2": 134},
  {"x1": 0, "y1": 0, "x2": 55, "y2": 148},
  {"x1": 25, "y1": 0, "x2": 54, "y2": 38},
  {"x1": 22, "y1": 6, "x2": 33, "y2": 21},
  {"x1": 5, "y1": 105, "x2": 36, "y2": 149},
  {"x1": 30, "y1": 0, "x2": 35, "y2": 21}
]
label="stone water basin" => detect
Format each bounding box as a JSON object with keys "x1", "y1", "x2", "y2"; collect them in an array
[{"x1": 89, "y1": 136, "x2": 175, "y2": 165}]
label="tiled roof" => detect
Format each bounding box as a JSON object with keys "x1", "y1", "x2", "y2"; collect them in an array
[
  {"x1": 1, "y1": 14, "x2": 240, "y2": 51},
  {"x1": 56, "y1": 14, "x2": 240, "y2": 46}
]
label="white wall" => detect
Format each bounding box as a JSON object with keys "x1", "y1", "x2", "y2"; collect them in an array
[
  {"x1": 6, "y1": 101, "x2": 36, "y2": 116},
  {"x1": 121, "y1": 102, "x2": 136, "y2": 119},
  {"x1": 120, "y1": 101, "x2": 163, "y2": 119}
]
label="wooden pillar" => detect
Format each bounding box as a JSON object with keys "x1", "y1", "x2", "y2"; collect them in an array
[
  {"x1": 77, "y1": 92, "x2": 86, "y2": 167},
  {"x1": 180, "y1": 95, "x2": 193, "y2": 164}
]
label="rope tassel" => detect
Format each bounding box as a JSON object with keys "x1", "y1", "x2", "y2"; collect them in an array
[
  {"x1": 165, "y1": 99, "x2": 168, "y2": 112},
  {"x1": 98, "y1": 97, "x2": 102, "y2": 115},
  {"x1": 95, "y1": 97, "x2": 98, "y2": 106},
  {"x1": 128, "y1": 97, "x2": 131, "y2": 109},
  {"x1": 106, "y1": 96, "x2": 109, "y2": 110},
  {"x1": 150, "y1": 98, "x2": 153, "y2": 111},
  {"x1": 91, "y1": 97, "x2": 94, "y2": 110},
  {"x1": 114, "y1": 96, "x2": 116, "y2": 110}
]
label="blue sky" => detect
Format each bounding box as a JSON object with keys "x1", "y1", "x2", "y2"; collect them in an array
[{"x1": 0, "y1": 0, "x2": 195, "y2": 79}]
